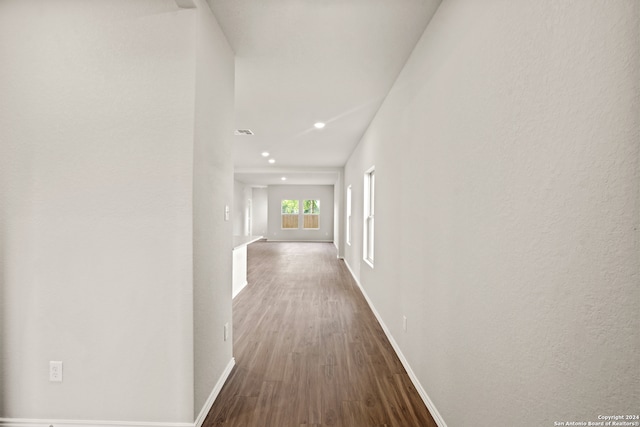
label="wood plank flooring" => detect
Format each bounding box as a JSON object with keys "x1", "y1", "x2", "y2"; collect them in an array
[{"x1": 204, "y1": 241, "x2": 437, "y2": 427}]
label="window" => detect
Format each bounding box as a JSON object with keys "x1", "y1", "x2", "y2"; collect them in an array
[
  {"x1": 346, "y1": 186, "x2": 352, "y2": 245},
  {"x1": 303, "y1": 199, "x2": 320, "y2": 229},
  {"x1": 281, "y1": 200, "x2": 299, "y2": 229},
  {"x1": 363, "y1": 168, "x2": 375, "y2": 267}
]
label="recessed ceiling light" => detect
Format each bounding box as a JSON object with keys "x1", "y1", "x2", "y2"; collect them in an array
[
  {"x1": 268, "y1": 159, "x2": 276, "y2": 164},
  {"x1": 281, "y1": 177, "x2": 287, "y2": 181},
  {"x1": 261, "y1": 152, "x2": 270, "y2": 157},
  {"x1": 314, "y1": 122, "x2": 325, "y2": 129}
]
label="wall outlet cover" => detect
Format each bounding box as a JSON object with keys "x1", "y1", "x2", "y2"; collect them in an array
[{"x1": 49, "y1": 361, "x2": 63, "y2": 382}]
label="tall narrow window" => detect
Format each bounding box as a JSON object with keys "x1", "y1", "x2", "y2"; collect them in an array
[
  {"x1": 346, "y1": 186, "x2": 352, "y2": 246},
  {"x1": 303, "y1": 199, "x2": 320, "y2": 229},
  {"x1": 363, "y1": 168, "x2": 375, "y2": 267},
  {"x1": 281, "y1": 200, "x2": 299, "y2": 229}
]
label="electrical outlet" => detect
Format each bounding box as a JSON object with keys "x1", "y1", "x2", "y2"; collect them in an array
[
  {"x1": 49, "y1": 361, "x2": 63, "y2": 382},
  {"x1": 224, "y1": 323, "x2": 229, "y2": 341},
  {"x1": 403, "y1": 316, "x2": 407, "y2": 332}
]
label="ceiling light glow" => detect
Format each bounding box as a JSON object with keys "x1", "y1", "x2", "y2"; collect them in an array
[
  {"x1": 314, "y1": 122, "x2": 325, "y2": 129},
  {"x1": 268, "y1": 159, "x2": 276, "y2": 164},
  {"x1": 261, "y1": 152, "x2": 270, "y2": 157},
  {"x1": 281, "y1": 177, "x2": 287, "y2": 181}
]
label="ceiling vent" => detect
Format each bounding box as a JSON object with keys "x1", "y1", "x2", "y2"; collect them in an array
[{"x1": 234, "y1": 129, "x2": 254, "y2": 135}]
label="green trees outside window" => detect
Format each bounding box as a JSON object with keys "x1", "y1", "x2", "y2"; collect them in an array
[{"x1": 303, "y1": 199, "x2": 320, "y2": 214}]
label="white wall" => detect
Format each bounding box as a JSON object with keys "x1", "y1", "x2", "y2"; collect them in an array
[
  {"x1": 231, "y1": 245, "x2": 248, "y2": 298},
  {"x1": 232, "y1": 181, "x2": 252, "y2": 236},
  {"x1": 251, "y1": 187, "x2": 268, "y2": 237},
  {"x1": 0, "y1": 0, "x2": 234, "y2": 423},
  {"x1": 342, "y1": 1, "x2": 639, "y2": 426},
  {"x1": 333, "y1": 171, "x2": 344, "y2": 257},
  {"x1": 192, "y1": 0, "x2": 234, "y2": 418},
  {"x1": 267, "y1": 185, "x2": 334, "y2": 242}
]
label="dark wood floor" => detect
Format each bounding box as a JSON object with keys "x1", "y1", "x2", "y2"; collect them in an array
[{"x1": 204, "y1": 241, "x2": 437, "y2": 427}]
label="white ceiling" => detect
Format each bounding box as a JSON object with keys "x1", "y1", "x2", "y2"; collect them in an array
[
  {"x1": 207, "y1": 0, "x2": 441, "y2": 186},
  {"x1": 234, "y1": 169, "x2": 341, "y2": 187}
]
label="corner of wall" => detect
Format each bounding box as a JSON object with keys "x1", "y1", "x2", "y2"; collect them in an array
[{"x1": 193, "y1": 358, "x2": 235, "y2": 427}]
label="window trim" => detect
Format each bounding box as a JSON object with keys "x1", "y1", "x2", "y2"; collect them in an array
[
  {"x1": 346, "y1": 185, "x2": 352, "y2": 246},
  {"x1": 302, "y1": 199, "x2": 320, "y2": 230},
  {"x1": 281, "y1": 199, "x2": 299, "y2": 230},
  {"x1": 363, "y1": 167, "x2": 375, "y2": 268}
]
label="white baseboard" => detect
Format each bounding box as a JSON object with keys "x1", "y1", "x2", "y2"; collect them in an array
[
  {"x1": 0, "y1": 419, "x2": 192, "y2": 427},
  {"x1": 232, "y1": 281, "x2": 248, "y2": 299},
  {"x1": 266, "y1": 239, "x2": 333, "y2": 243},
  {"x1": 341, "y1": 259, "x2": 448, "y2": 427},
  {"x1": 0, "y1": 358, "x2": 236, "y2": 427},
  {"x1": 194, "y1": 357, "x2": 235, "y2": 427}
]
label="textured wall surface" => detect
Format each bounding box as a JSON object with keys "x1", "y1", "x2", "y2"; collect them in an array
[
  {"x1": 233, "y1": 181, "x2": 253, "y2": 237},
  {"x1": 251, "y1": 187, "x2": 269, "y2": 237},
  {"x1": 0, "y1": 0, "x2": 235, "y2": 422},
  {"x1": 192, "y1": 0, "x2": 235, "y2": 417},
  {"x1": 0, "y1": 0, "x2": 196, "y2": 420},
  {"x1": 343, "y1": 1, "x2": 639, "y2": 425}
]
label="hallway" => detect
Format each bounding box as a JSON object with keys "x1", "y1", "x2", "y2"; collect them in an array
[
  {"x1": 204, "y1": 242, "x2": 436, "y2": 427},
  {"x1": 2, "y1": 1, "x2": 637, "y2": 425}
]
